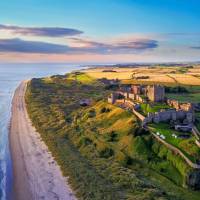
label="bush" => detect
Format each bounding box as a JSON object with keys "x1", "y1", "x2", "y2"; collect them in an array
[
  {"x1": 100, "y1": 107, "x2": 107, "y2": 113},
  {"x1": 135, "y1": 76, "x2": 149, "y2": 80},
  {"x1": 79, "y1": 137, "x2": 92, "y2": 146},
  {"x1": 165, "y1": 86, "x2": 188, "y2": 93},
  {"x1": 104, "y1": 84, "x2": 119, "y2": 90},
  {"x1": 106, "y1": 131, "x2": 118, "y2": 142},
  {"x1": 116, "y1": 152, "x2": 133, "y2": 166},
  {"x1": 132, "y1": 127, "x2": 149, "y2": 137},
  {"x1": 87, "y1": 109, "x2": 96, "y2": 118},
  {"x1": 100, "y1": 107, "x2": 111, "y2": 113},
  {"x1": 99, "y1": 147, "x2": 114, "y2": 158}
]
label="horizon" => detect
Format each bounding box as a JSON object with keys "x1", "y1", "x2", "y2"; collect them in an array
[
  {"x1": 0, "y1": 0, "x2": 200, "y2": 63},
  {"x1": 0, "y1": 61, "x2": 200, "y2": 65}
]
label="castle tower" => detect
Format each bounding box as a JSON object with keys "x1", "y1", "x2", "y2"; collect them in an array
[
  {"x1": 147, "y1": 85, "x2": 165, "y2": 102},
  {"x1": 108, "y1": 93, "x2": 116, "y2": 104},
  {"x1": 131, "y1": 85, "x2": 141, "y2": 94}
]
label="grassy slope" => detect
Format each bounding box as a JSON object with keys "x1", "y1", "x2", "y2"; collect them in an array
[
  {"x1": 25, "y1": 72, "x2": 200, "y2": 200},
  {"x1": 150, "y1": 123, "x2": 200, "y2": 162}
]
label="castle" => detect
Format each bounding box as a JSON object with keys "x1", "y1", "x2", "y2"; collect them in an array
[
  {"x1": 131, "y1": 85, "x2": 165, "y2": 102},
  {"x1": 108, "y1": 84, "x2": 195, "y2": 129},
  {"x1": 109, "y1": 84, "x2": 166, "y2": 103}
]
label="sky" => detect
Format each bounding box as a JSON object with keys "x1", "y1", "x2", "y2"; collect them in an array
[{"x1": 0, "y1": 0, "x2": 200, "y2": 63}]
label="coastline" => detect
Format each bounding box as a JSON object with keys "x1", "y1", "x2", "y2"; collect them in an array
[{"x1": 9, "y1": 81, "x2": 76, "y2": 200}]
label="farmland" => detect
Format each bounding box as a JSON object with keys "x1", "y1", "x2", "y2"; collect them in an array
[{"x1": 84, "y1": 65, "x2": 200, "y2": 86}]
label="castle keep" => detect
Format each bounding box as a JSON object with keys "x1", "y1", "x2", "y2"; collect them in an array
[
  {"x1": 109, "y1": 84, "x2": 166, "y2": 103},
  {"x1": 146, "y1": 85, "x2": 165, "y2": 102}
]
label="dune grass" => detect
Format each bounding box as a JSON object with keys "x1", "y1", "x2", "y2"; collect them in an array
[{"x1": 25, "y1": 72, "x2": 200, "y2": 200}]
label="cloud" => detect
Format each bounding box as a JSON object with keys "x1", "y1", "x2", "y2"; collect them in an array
[
  {"x1": 0, "y1": 37, "x2": 158, "y2": 54},
  {"x1": 69, "y1": 38, "x2": 158, "y2": 54},
  {"x1": 0, "y1": 24, "x2": 83, "y2": 37},
  {"x1": 191, "y1": 46, "x2": 200, "y2": 50},
  {"x1": 0, "y1": 38, "x2": 70, "y2": 54}
]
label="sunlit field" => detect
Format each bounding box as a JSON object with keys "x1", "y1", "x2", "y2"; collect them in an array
[{"x1": 85, "y1": 65, "x2": 200, "y2": 86}]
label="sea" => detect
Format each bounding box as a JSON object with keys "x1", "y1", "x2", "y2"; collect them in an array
[{"x1": 0, "y1": 63, "x2": 86, "y2": 200}]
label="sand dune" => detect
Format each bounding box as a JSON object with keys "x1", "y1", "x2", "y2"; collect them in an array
[{"x1": 9, "y1": 81, "x2": 76, "y2": 200}]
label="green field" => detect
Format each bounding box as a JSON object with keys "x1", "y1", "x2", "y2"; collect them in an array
[
  {"x1": 166, "y1": 85, "x2": 200, "y2": 103},
  {"x1": 166, "y1": 93, "x2": 200, "y2": 103},
  {"x1": 140, "y1": 103, "x2": 171, "y2": 116},
  {"x1": 149, "y1": 123, "x2": 200, "y2": 162},
  {"x1": 25, "y1": 72, "x2": 200, "y2": 200}
]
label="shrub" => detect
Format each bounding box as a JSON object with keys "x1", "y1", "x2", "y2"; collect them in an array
[
  {"x1": 165, "y1": 86, "x2": 188, "y2": 93},
  {"x1": 87, "y1": 109, "x2": 96, "y2": 118},
  {"x1": 79, "y1": 137, "x2": 92, "y2": 146},
  {"x1": 115, "y1": 152, "x2": 133, "y2": 166},
  {"x1": 99, "y1": 147, "x2": 114, "y2": 158},
  {"x1": 100, "y1": 107, "x2": 111, "y2": 113},
  {"x1": 66, "y1": 117, "x2": 72, "y2": 123},
  {"x1": 106, "y1": 131, "x2": 118, "y2": 142},
  {"x1": 136, "y1": 76, "x2": 149, "y2": 80},
  {"x1": 132, "y1": 127, "x2": 149, "y2": 137},
  {"x1": 100, "y1": 107, "x2": 107, "y2": 113}
]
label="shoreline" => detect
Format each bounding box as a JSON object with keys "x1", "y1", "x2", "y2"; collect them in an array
[{"x1": 9, "y1": 81, "x2": 76, "y2": 200}]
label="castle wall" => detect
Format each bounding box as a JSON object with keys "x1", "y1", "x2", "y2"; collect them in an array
[
  {"x1": 129, "y1": 93, "x2": 135, "y2": 100},
  {"x1": 143, "y1": 109, "x2": 194, "y2": 125}
]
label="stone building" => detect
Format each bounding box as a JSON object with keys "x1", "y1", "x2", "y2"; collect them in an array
[
  {"x1": 131, "y1": 85, "x2": 141, "y2": 94},
  {"x1": 146, "y1": 85, "x2": 165, "y2": 102},
  {"x1": 108, "y1": 92, "x2": 125, "y2": 104},
  {"x1": 167, "y1": 99, "x2": 194, "y2": 112}
]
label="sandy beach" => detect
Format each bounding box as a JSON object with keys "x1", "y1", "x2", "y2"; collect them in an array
[{"x1": 9, "y1": 81, "x2": 77, "y2": 200}]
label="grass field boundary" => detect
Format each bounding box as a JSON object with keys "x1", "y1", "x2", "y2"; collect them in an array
[{"x1": 151, "y1": 131, "x2": 200, "y2": 169}]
